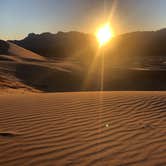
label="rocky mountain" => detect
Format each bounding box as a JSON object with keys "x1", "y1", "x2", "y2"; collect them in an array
[
  {"x1": 11, "y1": 31, "x2": 97, "y2": 66},
  {"x1": 10, "y1": 29, "x2": 166, "y2": 67}
]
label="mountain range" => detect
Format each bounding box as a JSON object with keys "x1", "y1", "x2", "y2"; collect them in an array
[
  {"x1": 10, "y1": 29, "x2": 166, "y2": 65},
  {"x1": 1, "y1": 29, "x2": 166, "y2": 92}
]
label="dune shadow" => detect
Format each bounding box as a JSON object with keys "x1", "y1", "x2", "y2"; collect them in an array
[
  {"x1": 103, "y1": 68, "x2": 166, "y2": 91},
  {"x1": 15, "y1": 63, "x2": 85, "y2": 92},
  {"x1": 82, "y1": 65, "x2": 166, "y2": 91},
  {"x1": 14, "y1": 60, "x2": 166, "y2": 92}
]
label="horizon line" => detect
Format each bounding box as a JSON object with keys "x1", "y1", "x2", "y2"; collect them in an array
[{"x1": 2, "y1": 27, "x2": 166, "y2": 41}]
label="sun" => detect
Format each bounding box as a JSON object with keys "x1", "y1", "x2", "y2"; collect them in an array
[{"x1": 96, "y1": 23, "x2": 114, "y2": 46}]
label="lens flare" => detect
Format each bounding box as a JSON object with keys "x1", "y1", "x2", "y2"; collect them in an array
[{"x1": 96, "y1": 23, "x2": 114, "y2": 46}]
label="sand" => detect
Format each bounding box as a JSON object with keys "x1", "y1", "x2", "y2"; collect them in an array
[
  {"x1": 0, "y1": 91, "x2": 165, "y2": 166},
  {"x1": 8, "y1": 42, "x2": 46, "y2": 62},
  {"x1": 2, "y1": 41, "x2": 166, "y2": 92}
]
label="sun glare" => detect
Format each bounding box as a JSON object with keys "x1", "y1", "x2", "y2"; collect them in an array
[{"x1": 96, "y1": 23, "x2": 114, "y2": 46}]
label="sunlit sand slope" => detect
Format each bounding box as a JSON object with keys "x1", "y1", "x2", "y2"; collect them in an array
[
  {"x1": 8, "y1": 42, "x2": 45, "y2": 62},
  {"x1": 0, "y1": 41, "x2": 46, "y2": 92},
  {"x1": 0, "y1": 41, "x2": 81, "y2": 92},
  {"x1": 0, "y1": 92, "x2": 166, "y2": 165}
]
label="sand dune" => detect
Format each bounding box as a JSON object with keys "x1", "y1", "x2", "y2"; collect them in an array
[
  {"x1": 1, "y1": 40, "x2": 166, "y2": 91},
  {"x1": 0, "y1": 92, "x2": 165, "y2": 165},
  {"x1": 0, "y1": 41, "x2": 45, "y2": 92},
  {"x1": 8, "y1": 42, "x2": 45, "y2": 62},
  {"x1": 0, "y1": 41, "x2": 82, "y2": 92}
]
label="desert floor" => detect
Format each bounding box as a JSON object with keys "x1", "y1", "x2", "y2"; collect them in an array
[{"x1": 0, "y1": 91, "x2": 166, "y2": 166}]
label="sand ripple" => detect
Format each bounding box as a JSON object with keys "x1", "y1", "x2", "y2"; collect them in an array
[{"x1": 0, "y1": 92, "x2": 166, "y2": 166}]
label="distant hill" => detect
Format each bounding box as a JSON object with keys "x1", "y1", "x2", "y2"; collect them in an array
[
  {"x1": 10, "y1": 31, "x2": 97, "y2": 65},
  {"x1": 105, "y1": 29, "x2": 166, "y2": 65},
  {"x1": 10, "y1": 29, "x2": 166, "y2": 67}
]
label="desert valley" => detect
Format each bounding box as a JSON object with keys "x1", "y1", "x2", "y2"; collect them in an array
[
  {"x1": 1, "y1": 0, "x2": 166, "y2": 165},
  {"x1": 0, "y1": 30, "x2": 166, "y2": 165}
]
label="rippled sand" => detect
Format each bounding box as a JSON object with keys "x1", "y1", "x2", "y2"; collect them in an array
[{"x1": 0, "y1": 92, "x2": 166, "y2": 166}]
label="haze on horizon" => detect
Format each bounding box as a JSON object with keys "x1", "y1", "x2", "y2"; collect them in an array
[{"x1": 1, "y1": 0, "x2": 166, "y2": 40}]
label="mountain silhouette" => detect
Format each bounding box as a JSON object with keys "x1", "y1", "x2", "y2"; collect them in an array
[
  {"x1": 1, "y1": 29, "x2": 166, "y2": 91},
  {"x1": 10, "y1": 29, "x2": 166, "y2": 67},
  {"x1": 103, "y1": 29, "x2": 166, "y2": 66},
  {"x1": 11, "y1": 31, "x2": 97, "y2": 65}
]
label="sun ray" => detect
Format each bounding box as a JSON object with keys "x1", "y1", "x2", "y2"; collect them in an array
[{"x1": 83, "y1": 1, "x2": 117, "y2": 91}]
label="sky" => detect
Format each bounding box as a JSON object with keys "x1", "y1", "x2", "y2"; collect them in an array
[{"x1": 1, "y1": 0, "x2": 166, "y2": 40}]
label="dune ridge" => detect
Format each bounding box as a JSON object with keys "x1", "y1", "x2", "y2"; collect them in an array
[
  {"x1": 0, "y1": 92, "x2": 165, "y2": 165},
  {"x1": 2, "y1": 40, "x2": 166, "y2": 91}
]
